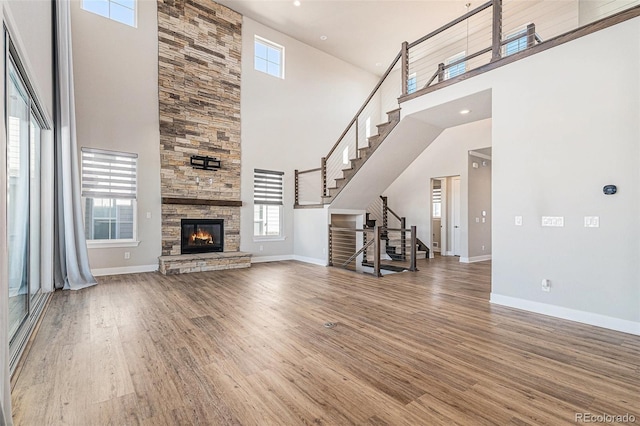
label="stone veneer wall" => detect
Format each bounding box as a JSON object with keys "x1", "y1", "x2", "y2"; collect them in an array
[{"x1": 157, "y1": 0, "x2": 242, "y2": 256}]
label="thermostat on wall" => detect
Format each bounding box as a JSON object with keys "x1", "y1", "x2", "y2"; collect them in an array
[{"x1": 603, "y1": 185, "x2": 617, "y2": 195}]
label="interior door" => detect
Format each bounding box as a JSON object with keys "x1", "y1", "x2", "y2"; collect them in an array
[{"x1": 452, "y1": 177, "x2": 461, "y2": 256}]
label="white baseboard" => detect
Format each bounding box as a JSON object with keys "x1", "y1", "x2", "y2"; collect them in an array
[
  {"x1": 460, "y1": 255, "x2": 492, "y2": 263},
  {"x1": 292, "y1": 255, "x2": 327, "y2": 266},
  {"x1": 251, "y1": 255, "x2": 294, "y2": 263},
  {"x1": 490, "y1": 293, "x2": 640, "y2": 336},
  {"x1": 92, "y1": 264, "x2": 158, "y2": 277},
  {"x1": 251, "y1": 254, "x2": 327, "y2": 266}
]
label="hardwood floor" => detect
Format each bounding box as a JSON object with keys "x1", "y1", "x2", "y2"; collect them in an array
[{"x1": 11, "y1": 257, "x2": 640, "y2": 425}]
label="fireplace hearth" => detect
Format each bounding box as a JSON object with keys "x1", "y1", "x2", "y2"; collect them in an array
[{"x1": 181, "y1": 219, "x2": 223, "y2": 254}]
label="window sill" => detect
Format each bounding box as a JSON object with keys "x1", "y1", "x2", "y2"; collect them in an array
[
  {"x1": 87, "y1": 240, "x2": 140, "y2": 249},
  {"x1": 253, "y1": 236, "x2": 286, "y2": 242}
]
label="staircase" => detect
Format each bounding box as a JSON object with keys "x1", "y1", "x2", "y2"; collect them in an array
[
  {"x1": 322, "y1": 109, "x2": 401, "y2": 203},
  {"x1": 294, "y1": 0, "x2": 612, "y2": 209},
  {"x1": 366, "y1": 196, "x2": 429, "y2": 262}
]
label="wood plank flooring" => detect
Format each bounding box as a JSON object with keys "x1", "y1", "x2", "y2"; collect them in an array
[{"x1": 11, "y1": 257, "x2": 640, "y2": 425}]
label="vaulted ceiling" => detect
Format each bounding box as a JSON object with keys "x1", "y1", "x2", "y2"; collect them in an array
[{"x1": 215, "y1": 0, "x2": 473, "y2": 75}]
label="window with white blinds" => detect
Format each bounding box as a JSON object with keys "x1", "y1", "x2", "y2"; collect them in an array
[
  {"x1": 81, "y1": 148, "x2": 138, "y2": 199},
  {"x1": 253, "y1": 169, "x2": 283, "y2": 205},
  {"x1": 432, "y1": 185, "x2": 442, "y2": 218},
  {"x1": 254, "y1": 169, "x2": 284, "y2": 238}
]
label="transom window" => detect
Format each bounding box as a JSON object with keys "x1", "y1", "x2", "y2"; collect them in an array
[
  {"x1": 82, "y1": 0, "x2": 136, "y2": 27},
  {"x1": 254, "y1": 36, "x2": 284, "y2": 79}
]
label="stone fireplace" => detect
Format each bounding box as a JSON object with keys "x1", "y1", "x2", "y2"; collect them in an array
[{"x1": 156, "y1": 0, "x2": 250, "y2": 274}]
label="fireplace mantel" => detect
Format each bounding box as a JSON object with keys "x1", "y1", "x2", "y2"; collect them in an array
[{"x1": 162, "y1": 198, "x2": 243, "y2": 207}]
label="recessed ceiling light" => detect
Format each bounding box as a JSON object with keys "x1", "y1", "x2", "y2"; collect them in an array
[
  {"x1": 293, "y1": 0, "x2": 301, "y2": 6},
  {"x1": 460, "y1": 109, "x2": 471, "y2": 114},
  {"x1": 320, "y1": 35, "x2": 328, "y2": 41}
]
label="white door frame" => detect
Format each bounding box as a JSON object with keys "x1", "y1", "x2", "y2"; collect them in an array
[{"x1": 451, "y1": 176, "x2": 461, "y2": 256}]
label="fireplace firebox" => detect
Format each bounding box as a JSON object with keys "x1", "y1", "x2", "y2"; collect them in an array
[{"x1": 181, "y1": 219, "x2": 224, "y2": 254}]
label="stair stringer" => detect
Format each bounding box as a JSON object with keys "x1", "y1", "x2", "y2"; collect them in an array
[{"x1": 330, "y1": 116, "x2": 444, "y2": 210}]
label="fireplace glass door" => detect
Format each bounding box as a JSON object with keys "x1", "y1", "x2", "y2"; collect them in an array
[{"x1": 181, "y1": 219, "x2": 223, "y2": 254}]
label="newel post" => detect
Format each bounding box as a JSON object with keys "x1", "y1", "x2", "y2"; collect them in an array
[
  {"x1": 491, "y1": 0, "x2": 503, "y2": 62},
  {"x1": 374, "y1": 225, "x2": 382, "y2": 277},
  {"x1": 401, "y1": 41, "x2": 409, "y2": 96},
  {"x1": 410, "y1": 226, "x2": 417, "y2": 272},
  {"x1": 294, "y1": 169, "x2": 299, "y2": 207},
  {"x1": 526, "y1": 23, "x2": 536, "y2": 48},
  {"x1": 321, "y1": 157, "x2": 327, "y2": 197}
]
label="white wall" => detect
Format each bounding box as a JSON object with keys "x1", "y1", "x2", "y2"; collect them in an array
[
  {"x1": 491, "y1": 18, "x2": 640, "y2": 329},
  {"x1": 70, "y1": 0, "x2": 162, "y2": 273},
  {"x1": 240, "y1": 17, "x2": 378, "y2": 259},
  {"x1": 382, "y1": 119, "x2": 492, "y2": 260},
  {"x1": 578, "y1": 0, "x2": 640, "y2": 25},
  {"x1": 467, "y1": 154, "x2": 492, "y2": 259},
  {"x1": 402, "y1": 17, "x2": 640, "y2": 332},
  {"x1": 4, "y1": 0, "x2": 54, "y2": 120}
]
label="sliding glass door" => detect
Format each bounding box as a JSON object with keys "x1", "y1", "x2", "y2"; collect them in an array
[
  {"x1": 5, "y1": 38, "x2": 47, "y2": 363},
  {"x1": 7, "y1": 59, "x2": 31, "y2": 339}
]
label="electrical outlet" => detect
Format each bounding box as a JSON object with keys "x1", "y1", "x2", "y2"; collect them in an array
[
  {"x1": 146, "y1": 212, "x2": 152, "y2": 219},
  {"x1": 124, "y1": 252, "x2": 131, "y2": 260},
  {"x1": 482, "y1": 245, "x2": 485, "y2": 251},
  {"x1": 515, "y1": 216, "x2": 523, "y2": 226},
  {"x1": 541, "y1": 279, "x2": 551, "y2": 292}
]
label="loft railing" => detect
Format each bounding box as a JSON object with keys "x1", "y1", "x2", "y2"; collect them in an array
[{"x1": 294, "y1": 0, "x2": 640, "y2": 207}]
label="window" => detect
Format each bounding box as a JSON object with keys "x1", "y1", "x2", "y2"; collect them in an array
[
  {"x1": 446, "y1": 52, "x2": 466, "y2": 79},
  {"x1": 504, "y1": 29, "x2": 528, "y2": 56},
  {"x1": 81, "y1": 148, "x2": 138, "y2": 243},
  {"x1": 255, "y1": 36, "x2": 284, "y2": 79},
  {"x1": 342, "y1": 146, "x2": 349, "y2": 165},
  {"x1": 254, "y1": 169, "x2": 284, "y2": 238},
  {"x1": 432, "y1": 184, "x2": 442, "y2": 218},
  {"x1": 82, "y1": 0, "x2": 136, "y2": 27},
  {"x1": 407, "y1": 73, "x2": 417, "y2": 94}
]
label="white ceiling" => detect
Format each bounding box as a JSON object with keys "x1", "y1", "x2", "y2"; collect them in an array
[
  {"x1": 408, "y1": 89, "x2": 492, "y2": 128},
  {"x1": 216, "y1": 0, "x2": 474, "y2": 75}
]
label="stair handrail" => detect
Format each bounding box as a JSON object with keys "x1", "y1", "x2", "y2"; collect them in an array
[
  {"x1": 379, "y1": 195, "x2": 401, "y2": 222},
  {"x1": 325, "y1": 51, "x2": 402, "y2": 160},
  {"x1": 376, "y1": 195, "x2": 429, "y2": 259}
]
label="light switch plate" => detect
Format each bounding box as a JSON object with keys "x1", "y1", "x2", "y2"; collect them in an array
[
  {"x1": 515, "y1": 216, "x2": 523, "y2": 226},
  {"x1": 584, "y1": 216, "x2": 600, "y2": 228}
]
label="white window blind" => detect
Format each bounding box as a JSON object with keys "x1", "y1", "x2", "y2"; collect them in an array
[
  {"x1": 254, "y1": 169, "x2": 284, "y2": 206},
  {"x1": 82, "y1": 148, "x2": 138, "y2": 199},
  {"x1": 433, "y1": 188, "x2": 442, "y2": 203}
]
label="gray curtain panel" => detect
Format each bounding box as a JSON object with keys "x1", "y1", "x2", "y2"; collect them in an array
[
  {"x1": 53, "y1": 0, "x2": 96, "y2": 291},
  {"x1": 0, "y1": 278, "x2": 11, "y2": 426}
]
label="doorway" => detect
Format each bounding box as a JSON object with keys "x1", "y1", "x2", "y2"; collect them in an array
[{"x1": 430, "y1": 176, "x2": 461, "y2": 257}]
